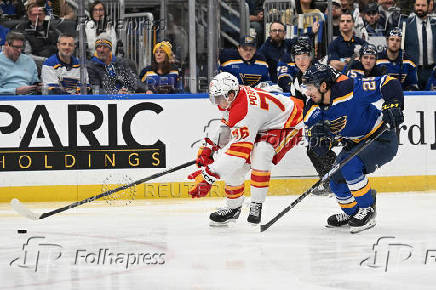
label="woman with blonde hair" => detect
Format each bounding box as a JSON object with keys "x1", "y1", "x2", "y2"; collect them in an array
[{"x1": 139, "y1": 41, "x2": 183, "y2": 94}]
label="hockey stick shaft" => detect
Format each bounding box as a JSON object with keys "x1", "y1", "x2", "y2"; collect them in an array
[
  {"x1": 14, "y1": 160, "x2": 196, "y2": 220},
  {"x1": 260, "y1": 125, "x2": 388, "y2": 232}
]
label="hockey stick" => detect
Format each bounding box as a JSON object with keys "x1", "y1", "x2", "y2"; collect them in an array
[
  {"x1": 11, "y1": 160, "x2": 196, "y2": 220},
  {"x1": 260, "y1": 125, "x2": 389, "y2": 232}
]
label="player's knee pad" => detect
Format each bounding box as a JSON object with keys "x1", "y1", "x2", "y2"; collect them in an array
[{"x1": 251, "y1": 141, "x2": 275, "y2": 171}]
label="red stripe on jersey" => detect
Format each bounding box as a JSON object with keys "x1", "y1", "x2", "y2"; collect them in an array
[
  {"x1": 225, "y1": 142, "x2": 253, "y2": 161},
  {"x1": 225, "y1": 184, "x2": 245, "y2": 198},
  {"x1": 226, "y1": 88, "x2": 249, "y2": 128},
  {"x1": 284, "y1": 101, "x2": 303, "y2": 128},
  {"x1": 273, "y1": 129, "x2": 303, "y2": 165}
]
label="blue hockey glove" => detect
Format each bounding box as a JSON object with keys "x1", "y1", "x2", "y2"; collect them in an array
[
  {"x1": 381, "y1": 99, "x2": 404, "y2": 129},
  {"x1": 307, "y1": 121, "x2": 335, "y2": 157}
]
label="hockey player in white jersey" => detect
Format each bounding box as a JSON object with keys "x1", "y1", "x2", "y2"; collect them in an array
[{"x1": 188, "y1": 72, "x2": 304, "y2": 225}]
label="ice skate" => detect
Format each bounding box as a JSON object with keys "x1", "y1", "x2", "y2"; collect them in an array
[
  {"x1": 312, "y1": 181, "x2": 333, "y2": 196},
  {"x1": 325, "y1": 212, "x2": 353, "y2": 228},
  {"x1": 209, "y1": 207, "x2": 241, "y2": 226},
  {"x1": 349, "y1": 206, "x2": 376, "y2": 233},
  {"x1": 247, "y1": 202, "x2": 262, "y2": 224}
]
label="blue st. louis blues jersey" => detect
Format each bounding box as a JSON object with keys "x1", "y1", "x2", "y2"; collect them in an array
[
  {"x1": 376, "y1": 49, "x2": 418, "y2": 91},
  {"x1": 304, "y1": 75, "x2": 403, "y2": 142},
  {"x1": 218, "y1": 49, "x2": 270, "y2": 87},
  {"x1": 277, "y1": 60, "x2": 298, "y2": 92}
]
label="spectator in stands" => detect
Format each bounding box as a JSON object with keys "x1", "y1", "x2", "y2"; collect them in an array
[
  {"x1": 1, "y1": 0, "x2": 25, "y2": 18},
  {"x1": 219, "y1": 35, "x2": 269, "y2": 87},
  {"x1": 258, "y1": 21, "x2": 312, "y2": 83},
  {"x1": 41, "y1": 34, "x2": 90, "y2": 94},
  {"x1": 404, "y1": 0, "x2": 436, "y2": 89},
  {"x1": 378, "y1": 0, "x2": 402, "y2": 33},
  {"x1": 376, "y1": 27, "x2": 418, "y2": 91},
  {"x1": 246, "y1": 0, "x2": 264, "y2": 47},
  {"x1": 344, "y1": 43, "x2": 385, "y2": 78},
  {"x1": 363, "y1": 3, "x2": 385, "y2": 36},
  {"x1": 298, "y1": 0, "x2": 324, "y2": 58},
  {"x1": 0, "y1": 24, "x2": 10, "y2": 49},
  {"x1": 25, "y1": 0, "x2": 75, "y2": 19},
  {"x1": 15, "y1": 2, "x2": 60, "y2": 64},
  {"x1": 328, "y1": 11, "x2": 366, "y2": 72},
  {"x1": 87, "y1": 34, "x2": 143, "y2": 95},
  {"x1": 324, "y1": 0, "x2": 342, "y2": 38},
  {"x1": 139, "y1": 41, "x2": 183, "y2": 94},
  {"x1": 0, "y1": 31, "x2": 39, "y2": 95},
  {"x1": 85, "y1": 0, "x2": 117, "y2": 58},
  {"x1": 339, "y1": 0, "x2": 367, "y2": 39}
]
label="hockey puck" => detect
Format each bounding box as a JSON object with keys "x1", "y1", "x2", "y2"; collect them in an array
[{"x1": 17, "y1": 229, "x2": 27, "y2": 234}]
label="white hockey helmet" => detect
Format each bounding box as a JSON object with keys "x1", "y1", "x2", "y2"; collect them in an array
[{"x1": 208, "y1": 72, "x2": 239, "y2": 108}]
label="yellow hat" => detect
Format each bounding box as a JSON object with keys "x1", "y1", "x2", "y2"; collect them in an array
[{"x1": 153, "y1": 41, "x2": 173, "y2": 61}]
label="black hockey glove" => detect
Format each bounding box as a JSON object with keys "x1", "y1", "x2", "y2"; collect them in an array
[
  {"x1": 307, "y1": 121, "x2": 335, "y2": 158},
  {"x1": 381, "y1": 99, "x2": 404, "y2": 129}
]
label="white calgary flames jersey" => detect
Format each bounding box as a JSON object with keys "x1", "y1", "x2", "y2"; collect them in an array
[{"x1": 209, "y1": 86, "x2": 303, "y2": 178}]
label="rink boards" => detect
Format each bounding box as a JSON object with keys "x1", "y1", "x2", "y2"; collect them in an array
[{"x1": 0, "y1": 92, "x2": 435, "y2": 202}]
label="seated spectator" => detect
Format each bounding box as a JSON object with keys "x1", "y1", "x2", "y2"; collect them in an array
[
  {"x1": 378, "y1": 0, "x2": 401, "y2": 33},
  {"x1": 14, "y1": 2, "x2": 61, "y2": 64},
  {"x1": 0, "y1": 31, "x2": 39, "y2": 95},
  {"x1": 246, "y1": 0, "x2": 264, "y2": 46},
  {"x1": 25, "y1": 0, "x2": 75, "y2": 19},
  {"x1": 86, "y1": 34, "x2": 143, "y2": 95},
  {"x1": 139, "y1": 41, "x2": 183, "y2": 94},
  {"x1": 85, "y1": 0, "x2": 117, "y2": 58},
  {"x1": 298, "y1": 0, "x2": 325, "y2": 58},
  {"x1": 328, "y1": 11, "x2": 366, "y2": 71},
  {"x1": 219, "y1": 35, "x2": 269, "y2": 87},
  {"x1": 0, "y1": 24, "x2": 10, "y2": 49},
  {"x1": 0, "y1": 0, "x2": 25, "y2": 19},
  {"x1": 376, "y1": 27, "x2": 418, "y2": 91},
  {"x1": 41, "y1": 33, "x2": 90, "y2": 94},
  {"x1": 363, "y1": 3, "x2": 385, "y2": 36},
  {"x1": 324, "y1": 0, "x2": 342, "y2": 38},
  {"x1": 344, "y1": 43, "x2": 385, "y2": 78}
]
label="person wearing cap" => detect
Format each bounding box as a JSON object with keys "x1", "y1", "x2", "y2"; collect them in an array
[
  {"x1": 139, "y1": 41, "x2": 183, "y2": 94},
  {"x1": 218, "y1": 35, "x2": 270, "y2": 87},
  {"x1": 363, "y1": 3, "x2": 385, "y2": 37},
  {"x1": 344, "y1": 43, "x2": 386, "y2": 79},
  {"x1": 376, "y1": 27, "x2": 418, "y2": 91},
  {"x1": 86, "y1": 33, "x2": 143, "y2": 95}
]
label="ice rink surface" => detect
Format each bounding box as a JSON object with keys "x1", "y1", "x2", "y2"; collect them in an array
[{"x1": 1, "y1": 192, "x2": 436, "y2": 290}]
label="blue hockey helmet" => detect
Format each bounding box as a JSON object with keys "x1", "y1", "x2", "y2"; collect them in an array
[
  {"x1": 359, "y1": 43, "x2": 378, "y2": 58},
  {"x1": 292, "y1": 36, "x2": 312, "y2": 56},
  {"x1": 302, "y1": 63, "x2": 338, "y2": 89}
]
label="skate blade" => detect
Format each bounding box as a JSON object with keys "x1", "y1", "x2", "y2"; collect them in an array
[
  {"x1": 350, "y1": 220, "x2": 376, "y2": 234},
  {"x1": 325, "y1": 224, "x2": 350, "y2": 229},
  {"x1": 209, "y1": 219, "x2": 238, "y2": 227}
]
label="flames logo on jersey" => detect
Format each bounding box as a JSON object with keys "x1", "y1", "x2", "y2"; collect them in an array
[
  {"x1": 239, "y1": 73, "x2": 262, "y2": 87},
  {"x1": 329, "y1": 116, "x2": 347, "y2": 134}
]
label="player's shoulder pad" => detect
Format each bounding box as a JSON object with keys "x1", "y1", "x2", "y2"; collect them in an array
[
  {"x1": 225, "y1": 87, "x2": 249, "y2": 128},
  {"x1": 331, "y1": 77, "x2": 353, "y2": 101},
  {"x1": 303, "y1": 99, "x2": 319, "y2": 123},
  {"x1": 219, "y1": 48, "x2": 241, "y2": 64}
]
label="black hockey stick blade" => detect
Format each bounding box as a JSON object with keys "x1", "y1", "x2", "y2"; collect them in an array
[
  {"x1": 260, "y1": 124, "x2": 389, "y2": 232},
  {"x1": 11, "y1": 160, "x2": 196, "y2": 220}
]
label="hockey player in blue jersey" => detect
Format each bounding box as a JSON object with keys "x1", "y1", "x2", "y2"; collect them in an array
[
  {"x1": 277, "y1": 37, "x2": 336, "y2": 195},
  {"x1": 218, "y1": 35, "x2": 270, "y2": 87},
  {"x1": 302, "y1": 64, "x2": 404, "y2": 233},
  {"x1": 376, "y1": 27, "x2": 418, "y2": 91},
  {"x1": 344, "y1": 43, "x2": 385, "y2": 79}
]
